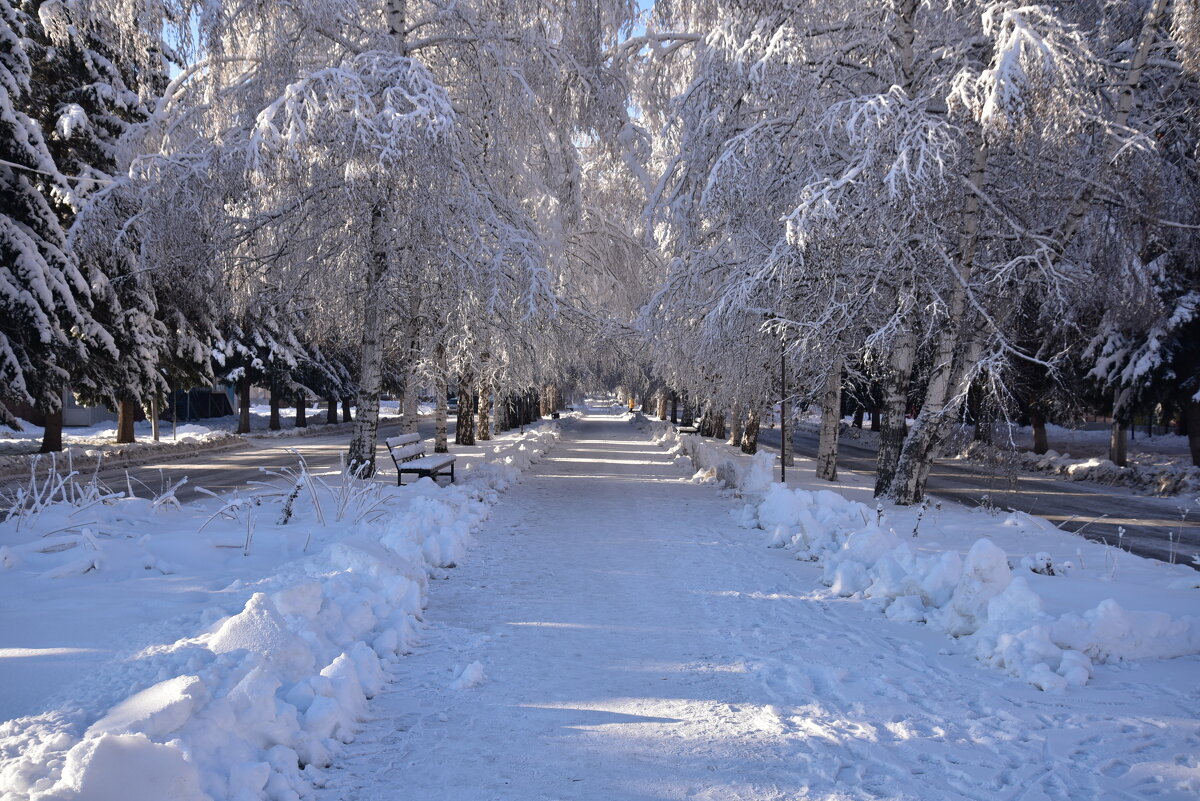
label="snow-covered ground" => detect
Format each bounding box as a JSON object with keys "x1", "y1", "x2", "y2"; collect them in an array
[
  {"x1": 310, "y1": 408, "x2": 1197, "y2": 801},
  {"x1": 0, "y1": 421, "x2": 559, "y2": 801},
  {"x1": 793, "y1": 412, "x2": 1200, "y2": 497},
  {"x1": 0, "y1": 402, "x2": 424, "y2": 455},
  {"x1": 3, "y1": 405, "x2": 1198, "y2": 801},
  {"x1": 659, "y1": 420, "x2": 1199, "y2": 678},
  {"x1": 958, "y1": 422, "x2": 1200, "y2": 497}
]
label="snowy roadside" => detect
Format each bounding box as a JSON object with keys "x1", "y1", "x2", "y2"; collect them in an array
[
  {"x1": 0, "y1": 434, "x2": 245, "y2": 485},
  {"x1": 643, "y1": 416, "x2": 1200, "y2": 694},
  {"x1": 0, "y1": 403, "x2": 420, "y2": 483},
  {"x1": 790, "y1": 414, "x2": 1200, "y2": 497},
  {"x1": 955, "y1": 437, "x2": 1200, "y2": 497},
  {"x1": 0, "y1": 418, "x2": 564, "y2": 801}
]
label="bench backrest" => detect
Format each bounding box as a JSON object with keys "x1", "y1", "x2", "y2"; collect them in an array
[
  {"x1": 386, "y1": 433, "x2": 426, "y2": 464},
  {"x1": 385, "y1": 433, "x2": 421, "y2": 448}
]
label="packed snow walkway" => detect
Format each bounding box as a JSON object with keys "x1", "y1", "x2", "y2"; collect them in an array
[{"x1": 320, "y1": 410, "x2": 1199, "y2": 801}]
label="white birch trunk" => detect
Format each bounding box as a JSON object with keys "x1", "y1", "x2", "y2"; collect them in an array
[
  {"x1": 477, "y1": 391, "x2": 490, "y2": 440},
  {"x1": 346, "y1": 8, "x2": 412, "y2": 476},
  {"x1": 740, "y1": 407, "x2": 760, "y2": 454},
  {"x1": 434, "y1": 344, "x2": 448, "y2": 453},
  {"x1": 385, "y1": 0, "x2": 408, "y2": 53},
  {"x1": 815, "y1": 355, "x2": 843, "y2": 481},
  {"x1": 401, "y1": 387, "x2": 419, "y2": 434},
  {"x1": 455, "y1": 372, "x2": 475, "y2": 446},
  {"x1": 889, "y1": 142, "x2": 990, "y2": 504},
  {"x1": 347, "y1": 205, "x2": 390, "y2": 476},
  {"x1": 889, "y1": 0, "x2": 1167, "y2": 504},
  {"x1": 495, "y1": 392, "x2": 509, "y2": 432},
  {"x1": 727, "y1": 402, "x2": 743, "y2": 446},
  {"x1": 1056, "y1": 0, "x2": 1168, "y2": 251},
  {"x1": 896, "y1": 0, "x2": 918, "y2": 91},
  {"x1": 875, "y1": 324, "x2": 915, "y2": 495},
  {"x1": 477, "y1": 353, "x2": 491, "y2": 441},
  {"x1": 875, "y1": 0, "x2": 966, "y2": 500},
  {"x1": 397, "y1": 318, "x2": 420, "y2": 435},
  {"x1": 870, "y1": 0, "x2": 920, "y2": 494}
]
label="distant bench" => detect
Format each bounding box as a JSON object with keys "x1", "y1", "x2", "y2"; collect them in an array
[{"x1": 385, "y1": 433, "x2": 456, "y2": 486}]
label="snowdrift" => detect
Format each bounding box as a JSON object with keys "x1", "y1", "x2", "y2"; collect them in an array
[
  {"x1": 644, "y1": 419, "x2": 774, "y2": 495},
  {"x1": 648, "y1": 420, "x2": 1200, "y2": 693},
  {"x1": 0, "y1": 425, "x2": 559, "y2": 801}
]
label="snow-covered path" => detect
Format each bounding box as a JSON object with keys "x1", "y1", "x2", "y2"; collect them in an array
[{"x1": 320, "y1": 412, "x2": 1199, "y2": 801}]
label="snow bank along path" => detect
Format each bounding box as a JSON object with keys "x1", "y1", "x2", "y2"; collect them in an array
[
  {"x1": 0, "y1": 424, "x2": 560, "y2": 801},
  {"x1": 319, "y1": 410, "x2": 1200, "y2": 801}
]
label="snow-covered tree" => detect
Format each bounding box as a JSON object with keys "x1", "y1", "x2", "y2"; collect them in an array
[
  {"x1": 635, "y1": 0, "x2": 1200, "y2": 504},
  {"x1": 0, "y1": 0, "x2": 98, "y2": 433}
]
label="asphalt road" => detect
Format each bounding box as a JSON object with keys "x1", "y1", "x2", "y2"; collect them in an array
[
  {"x1": 1, "y1": 418, "x2": 458, "y2": 507},
  {"x1": 755, "y1": 425, "x2": 1199, "y2": 567}
]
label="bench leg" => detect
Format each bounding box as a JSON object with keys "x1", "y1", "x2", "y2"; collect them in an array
[{"x1": 450, "y1": 462, "x2": 455, "y2": 483}]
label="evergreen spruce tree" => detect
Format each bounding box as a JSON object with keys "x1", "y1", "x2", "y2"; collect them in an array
[{"x1": 0, "y1": 0, "x2": 93, "y2": 435}]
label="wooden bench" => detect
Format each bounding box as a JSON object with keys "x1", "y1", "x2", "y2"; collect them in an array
[{"x1": 385, "y1": 433, "x2": 456, "y2": 486}]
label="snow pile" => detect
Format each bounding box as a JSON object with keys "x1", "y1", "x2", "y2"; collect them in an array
[
  {"x1": 458, "y1": 425, "x2": 559, "y2": 496},
  {"x1": 647, "y1": 422, "x2": 774, "y2": 495},
  {"x1": 649, "y1": 424, "x2": 713, "y2": 477},
  {"x1": 0, "y1": 426, "x2": 559, "y2": 801},
  {"x1": 743, "y1": 484, "x2": 1200, "y2": 692},
  {"x1": 447, "y1": 661, "x2": 486, "y2": 690}
]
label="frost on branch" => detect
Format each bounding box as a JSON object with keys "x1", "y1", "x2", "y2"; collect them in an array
[
  {"x1": 950, "y1": 4, "x2": 1097, "y2": 140},
  {"x1": 251, "y1": 53, "x2": 456, "y2": 172}
]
